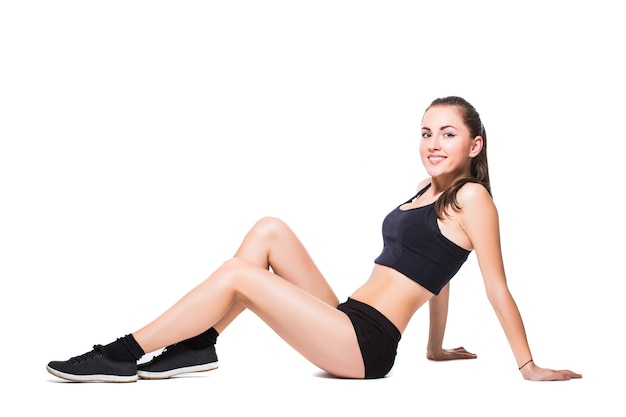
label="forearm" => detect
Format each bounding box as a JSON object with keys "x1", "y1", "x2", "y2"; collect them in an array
[
  {"x1": 488, "y1": 287, "x2": 532, "y2": 368},
  {"x1": 487, "y1": 286, "x2": 582, "y2": 381},
  {"x1": 427, "y1": 283, "x2": 450, "y2": 357}
]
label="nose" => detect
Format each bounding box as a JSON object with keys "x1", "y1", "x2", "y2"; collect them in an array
[{"x1": 428, "y1": 134, "x2": 441, "y2": 151}]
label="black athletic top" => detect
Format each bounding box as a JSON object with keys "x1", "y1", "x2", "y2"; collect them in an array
[{"x1": 374, "y1": 184, "x2": 471, "y2": 295}]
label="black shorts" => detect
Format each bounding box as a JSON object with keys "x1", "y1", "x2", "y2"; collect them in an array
[{"x1": 337, "y1": 297, "x2": 401, "y2": 379}]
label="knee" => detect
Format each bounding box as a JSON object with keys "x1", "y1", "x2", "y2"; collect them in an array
[
  {"x1": 218, "y1": 257, "x2": 250, "y2": 274},
  {"x1": 214, "y1": 258, "x2": 256, "y2": 302},
  {"x1": 211, "y1": 258, "x2": 247, "y2": 290},
  {"x1": 247, "y1": 216, "x2": 289, "y2": 241}
]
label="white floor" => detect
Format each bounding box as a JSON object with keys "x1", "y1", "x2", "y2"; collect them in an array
[
  {"x1": 4, "y1": 309, "x2": 611, "y2": 417},
  {"x1": 34, "y1": 361, "x2": 595, "y2": 417}
]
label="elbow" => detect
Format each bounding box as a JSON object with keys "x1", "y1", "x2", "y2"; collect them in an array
[{"x1": 485, "y1": 285, "x2": 512, "y2": 307}]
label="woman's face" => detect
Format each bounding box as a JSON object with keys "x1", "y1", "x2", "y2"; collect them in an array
[{"x1": 419, "y1": 105, "x2": 482, "y2": 182}]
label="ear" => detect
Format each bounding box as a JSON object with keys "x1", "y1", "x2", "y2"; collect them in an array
[{"x1": 469, "y1": 136, "x2": 483, "y2": 158}]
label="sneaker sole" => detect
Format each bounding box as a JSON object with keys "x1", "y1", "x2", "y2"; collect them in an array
[
  {"x1": 138, "y1": 361, "x2": 219, "y2": 380},
  {"x1": 47, "y1": 365, "x2": 138, "y2": 383}
]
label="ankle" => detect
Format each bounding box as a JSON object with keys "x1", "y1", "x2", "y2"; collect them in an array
[
  {"x1": 101, "y1": 334, "x2": 145, "y2": 362},
  {"x1": 181, "y1": 327, "x2": 219, "y2": 349}
]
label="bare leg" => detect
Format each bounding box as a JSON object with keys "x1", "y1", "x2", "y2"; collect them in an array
[
  {"x1": 132, "y1": 217, "x2": 363, "y2": 378},
  {"x1": 133, "y1": 257, "x2": 363, "y2": 378},
  {"x1": 211, "y1": 216, "x2": 339, "y2": 333}
]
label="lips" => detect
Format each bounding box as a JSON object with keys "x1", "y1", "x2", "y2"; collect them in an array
[{"x1": 428, "y1": 155, "x2": 446, "y2": 164}]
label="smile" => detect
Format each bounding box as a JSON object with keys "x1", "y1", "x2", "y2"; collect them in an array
[{"x1": 428, "y1": 156, "x2": 446, "y2": 163}]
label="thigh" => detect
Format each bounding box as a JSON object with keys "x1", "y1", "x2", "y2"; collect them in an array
[
  {"x1": 227, "y1": 258, "x2": 364, "y2": 378},
  {"x1": 235, "y1": 216, "x2": 339, "y2": 306}
]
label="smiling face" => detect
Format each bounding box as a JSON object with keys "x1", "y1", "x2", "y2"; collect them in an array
[{"x1": 420, "y1": 105, "x2": 483, "y2": 186}]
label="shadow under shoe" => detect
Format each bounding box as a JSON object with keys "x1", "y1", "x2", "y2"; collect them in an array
[
  {"x1": 138, "y1": 343, "x2": 219, "y2": 380},
  {"x1": 47, "y1": 344, "x2": 138, "y2": 383}
]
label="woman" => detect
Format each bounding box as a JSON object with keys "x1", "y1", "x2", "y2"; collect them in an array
[{"x1": 47, "y1": 96, "x2": 581, "y2": 382}]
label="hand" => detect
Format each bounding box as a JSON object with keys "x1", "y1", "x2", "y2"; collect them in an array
[
  {"x1": 520, "y1": 361, "x2": 582, "y2": 381},
  {"x1": 427, "y1": 346, "x2": 477, "y2": 361}
]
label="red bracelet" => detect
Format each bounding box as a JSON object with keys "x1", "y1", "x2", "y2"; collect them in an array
[{"x1": 518, "y1": 359, "x2": 533, "y2": 370}]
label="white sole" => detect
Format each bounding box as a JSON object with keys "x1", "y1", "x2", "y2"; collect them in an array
[
  {"x1": 137, "y1": 361, "x2": 219, "y2": 380},
  {"x1": 47, "y1": 365, "x2": 138, "y2": 383}
]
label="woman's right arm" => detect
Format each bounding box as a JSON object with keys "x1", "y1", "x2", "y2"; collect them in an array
[{"x1": 426, "y1": 283, "x2": 477, "y2": 361}]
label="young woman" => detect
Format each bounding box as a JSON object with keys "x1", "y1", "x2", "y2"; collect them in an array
[{"x1": 47, "y1": 96, "x2": 581, "y2": 382}]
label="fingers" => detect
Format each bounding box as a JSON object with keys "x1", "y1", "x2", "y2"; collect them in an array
[
  {"x1": 532, "y1": 367, "x2": 582, "y2": 381},
  {"x1": 428, "y1": 346, "x2": 478, "y2": 361},
  {"x1": 451, "y1": 346, "x2": 477, "y2": 358},
  {"x1": 444, "y1": 347, "x2": 477, "y2": 360},
  {"x1": 558, "y1": 370, "x2": 582, "y2": 379},
  {"x1": 553, "y1": 371, "x2": 581, "y2": 381},
  {"x1": 542, "y1": 366, "x2": 582, "y2": 380}
]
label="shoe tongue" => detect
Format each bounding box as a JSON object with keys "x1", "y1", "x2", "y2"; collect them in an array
[{"x1": 70, "y1": 346, "x2": 102, "y2": 363}]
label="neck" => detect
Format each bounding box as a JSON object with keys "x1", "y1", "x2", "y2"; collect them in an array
[{"x1": 429, "y1": 178, "x2": 454, "y2": 194}]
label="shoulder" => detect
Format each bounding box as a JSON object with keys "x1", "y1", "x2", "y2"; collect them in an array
[
  {"x1": 456, "y1": 181, "x2": 492, "y2": 203},
  {"x1": 454, "y1": 183, "x2": 500, "y2": 249},
  {"x1": 456, "y1": 182, "x2": 497, "y2": 218}
]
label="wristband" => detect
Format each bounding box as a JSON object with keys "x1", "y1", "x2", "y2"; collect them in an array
[{"x1": 518, "y1": 359, "x2": 533, "y2": 370}]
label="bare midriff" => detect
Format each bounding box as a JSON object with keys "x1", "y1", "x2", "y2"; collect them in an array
[{"x1": 349, "y1": 264, "x2": 434, "y2": 334}]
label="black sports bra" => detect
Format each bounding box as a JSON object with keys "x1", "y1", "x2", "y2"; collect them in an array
[{"x1": 374, "y1": 184, "x2": 471, "y2": 295}]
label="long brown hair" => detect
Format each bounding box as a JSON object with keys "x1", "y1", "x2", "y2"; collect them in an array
[{"x1": 426, "y1": 96, "x2": 491, "y2": 218}]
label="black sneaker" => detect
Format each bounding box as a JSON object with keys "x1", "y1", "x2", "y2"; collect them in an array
[
  {"x1": 47, "y1": 345, "x2": 138, "y2": 382},
  {"x1": 137, "y1": 343, "x2": 219, "y2": 379}
]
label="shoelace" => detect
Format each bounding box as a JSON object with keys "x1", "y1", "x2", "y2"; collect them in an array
[
  {"x1": 69, "y1": 345, "x2": 104, "y2": 364},
  {"x1": 154, "y1": 343, "x2": 180, "y2": 358}
]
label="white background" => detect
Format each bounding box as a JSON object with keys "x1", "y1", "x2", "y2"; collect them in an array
[{"x1": 1, "y1": 1, "x2": 624, "y2": 415}]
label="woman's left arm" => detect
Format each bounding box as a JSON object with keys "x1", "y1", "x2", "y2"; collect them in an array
[{"x1": 458, "y1": 184, "x2": 582, "y2": 381}]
